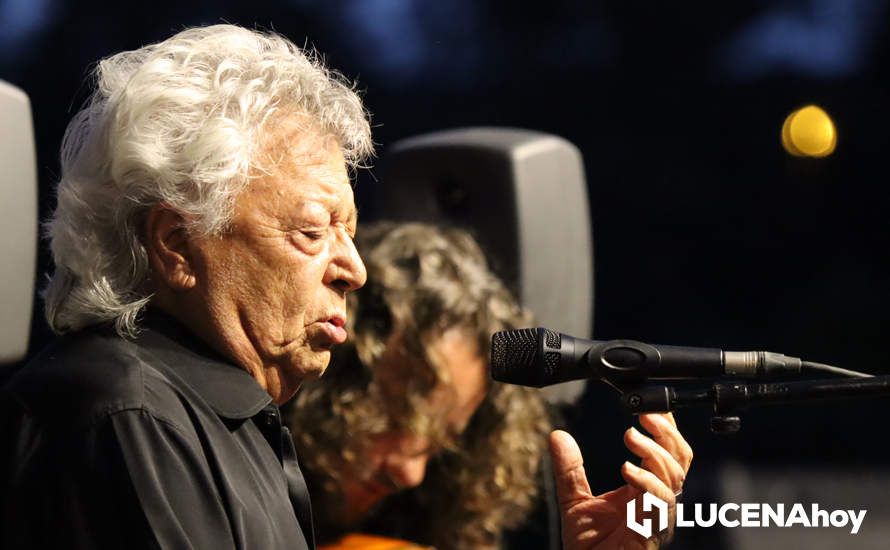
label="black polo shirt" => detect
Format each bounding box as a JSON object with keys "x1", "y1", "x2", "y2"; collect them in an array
[{"x1": 0, "y1": 314, "x2": 315, "y2": 549}]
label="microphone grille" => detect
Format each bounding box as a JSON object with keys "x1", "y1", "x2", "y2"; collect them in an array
[
  {"x1": 545, "y1": 329, "x2": 561, "y2": 349},
  {"x1": 490, "y1": 328, "x2": 539, "y2": 383},
  {"x1": 544, "y1": 351, "x2": 560, "y2": 372}
]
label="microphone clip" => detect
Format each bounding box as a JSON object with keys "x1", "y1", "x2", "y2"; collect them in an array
[{"x1": 587, "y1": 340, "x2": 662, "y2": 387}]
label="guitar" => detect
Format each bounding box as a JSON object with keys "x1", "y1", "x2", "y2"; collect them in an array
[{"x1": 318, "y1": 533, "x2": 433, "y2": 549}]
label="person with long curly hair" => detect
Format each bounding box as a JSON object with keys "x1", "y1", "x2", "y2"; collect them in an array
[{"x1": 286, "y1": 222, "x2": 693, "y2": 550}]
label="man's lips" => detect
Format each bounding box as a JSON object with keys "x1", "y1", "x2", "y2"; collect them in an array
[{"x1": 318, "y1": 316, "x2": 348, "y2": 344}]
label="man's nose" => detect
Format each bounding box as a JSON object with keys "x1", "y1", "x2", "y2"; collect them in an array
[
  {"x1": 326, "y1": 233, "x2": 367, "y2": 293},
  {"x1": 387, "y1": 453, "x2": 430, "y2": 490}
]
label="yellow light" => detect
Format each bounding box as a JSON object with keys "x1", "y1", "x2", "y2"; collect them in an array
[{"x1": 781, "y1": 104, "x2": 837, "y2": 158}]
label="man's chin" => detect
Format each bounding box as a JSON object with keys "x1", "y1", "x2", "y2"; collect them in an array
[{"x1": 288, "y1": 349, "x2": 331, "y2": 381}]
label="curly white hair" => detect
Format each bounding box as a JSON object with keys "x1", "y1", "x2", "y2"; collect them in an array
[{"x1": 43, "y1": 24, "x2": 374, "y2": 337}]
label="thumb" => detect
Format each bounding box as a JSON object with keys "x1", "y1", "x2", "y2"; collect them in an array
[{"x1": 549, "y1": 430, "x2": 593, "y2": 507}]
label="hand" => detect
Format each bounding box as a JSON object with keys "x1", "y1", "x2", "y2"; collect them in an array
[{"x1": 550, "y1": 413, "x2": 693, "y2": 550}]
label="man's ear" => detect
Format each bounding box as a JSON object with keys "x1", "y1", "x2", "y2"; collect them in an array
[{"x1": 145, "y1": 203, "x2": 196, "y2": 291}]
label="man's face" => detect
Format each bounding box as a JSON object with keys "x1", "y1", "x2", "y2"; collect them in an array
[
  {"x1": 339, "y1": 327, "x2": 489, "y2": 523},
  {"x1": 188, "y1": 119, "x2": 366, "y2": 403}
]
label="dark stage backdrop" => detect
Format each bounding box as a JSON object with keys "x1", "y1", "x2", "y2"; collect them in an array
[{"x1": 3, "y1": 1, "x2": 890, "y2": 548}]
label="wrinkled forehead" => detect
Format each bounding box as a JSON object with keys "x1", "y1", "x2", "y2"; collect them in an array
[
  {"x1": 233, "y1": 115, "x2": 355, "y2": 225},
  {"x1": 256, "y1": 111, "x2": 344, "y2": 175}
]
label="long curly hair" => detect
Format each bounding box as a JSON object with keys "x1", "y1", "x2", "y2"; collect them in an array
[{"x1": 286, "y1": 222, "x2": 550, "y2": 549}]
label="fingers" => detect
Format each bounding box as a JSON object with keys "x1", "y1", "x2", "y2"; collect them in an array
[
  {"x1": 660, "y1": 411, "x2": 677, "y2": 428},
  {"x1": 623, "y1": 426, "x2": 687, "y2": 493},
  {"x1": 548, "y1": 430, "x2": 593, "y2": 508},
  {"x1": 621, "y1": 461, "x2": 676, "y2": 505},
  {"x1": 639, "y1": 413, "x2": 693, "y2": 473}
]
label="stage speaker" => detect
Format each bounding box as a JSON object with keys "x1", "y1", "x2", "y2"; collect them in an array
[
  {"x1": 375, "y1": 127, "x2": 593, "y2": 403},
  {"x1": 0, "y1": 81, "x2": 37, "y2": 365}
]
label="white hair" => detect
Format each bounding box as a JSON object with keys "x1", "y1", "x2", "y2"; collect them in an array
[{"x1": 44, "y1": 24, "x2": 374, "y2": 337}]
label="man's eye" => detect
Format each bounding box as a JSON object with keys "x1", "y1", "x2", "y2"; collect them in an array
[{"x1": 300, "y1": 229, "x2": 325, "y2": 240}]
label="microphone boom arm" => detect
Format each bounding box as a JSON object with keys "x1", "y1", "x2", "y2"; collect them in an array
[{"x1": 620, "y1": 375, "x2": 890, "y2": 433}]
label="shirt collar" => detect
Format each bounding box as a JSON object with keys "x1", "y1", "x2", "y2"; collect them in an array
[{"x1": 135, "y1": 310, "x2": 272, "y2": 419}]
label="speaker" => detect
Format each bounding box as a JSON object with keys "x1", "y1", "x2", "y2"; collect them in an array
[
  {"x1": 0, "y1": 81, "x2": 37, "y2": 365},
  {"x1": 376, "y1": 127, "x2": 594, "y2": 403}
]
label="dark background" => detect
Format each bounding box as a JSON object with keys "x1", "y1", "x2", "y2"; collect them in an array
[{"x1": 3, "y1": 1, "x2": 890, "y2": 547}]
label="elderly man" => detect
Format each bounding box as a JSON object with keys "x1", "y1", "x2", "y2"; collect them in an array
[
  {"x1": 288, "y1": 222, "x2": 693, "y2": 550},
  {"x1": 1, "y1": 25, "x2": 370, "y2": 548},
  {"x1": 1, "y1": 24, "x2": 689, "y2": 550}
]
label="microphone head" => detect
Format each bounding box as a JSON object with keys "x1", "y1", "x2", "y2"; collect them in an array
[{"x1": 491, "y1": 327, "x2": 563, "y2": 387}]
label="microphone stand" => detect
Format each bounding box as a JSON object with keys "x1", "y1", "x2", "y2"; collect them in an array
[{"x1": 615, "y1": 375, "x2": 890, "y2": 434}]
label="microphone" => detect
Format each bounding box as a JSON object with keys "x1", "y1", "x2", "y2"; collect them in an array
[{"x1": 490, "y1": 327, "x2": 803, "y2": 388}]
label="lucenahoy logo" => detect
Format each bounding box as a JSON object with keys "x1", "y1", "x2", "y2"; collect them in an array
[{"x1": 626, "y1": 492, "x2": 867, "y2": 538}]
